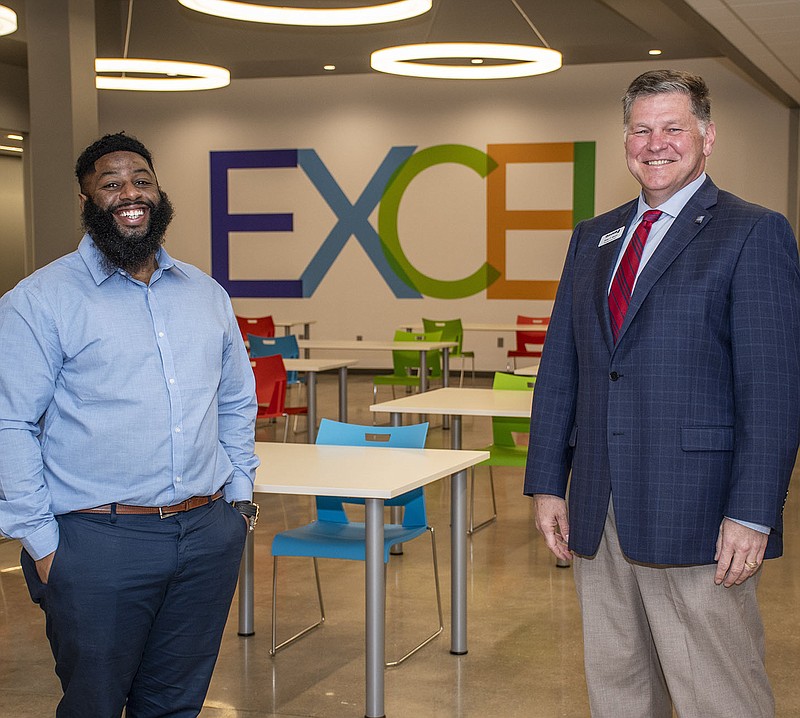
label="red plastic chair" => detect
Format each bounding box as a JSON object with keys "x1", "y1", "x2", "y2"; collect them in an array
[
  {"x1": 251, "y1": 355, "x2": 306, "y2": 442},
  {"x1": 237, "y1": 315, "x2": 276, "y2": 344},
  {"x1": 506, "y1": 315, "x2": 549, "y2": 369}
]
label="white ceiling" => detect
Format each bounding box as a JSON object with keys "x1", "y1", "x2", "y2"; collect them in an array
[{"x1": 0, "y1": 0, "x2": 798, "y2": 105}]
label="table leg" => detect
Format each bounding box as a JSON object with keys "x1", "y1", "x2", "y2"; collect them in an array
[
  {"x1": 450, "y1": 414, "x2": 467, "y2": 654},
  {"x1": 238, "y1": 528, "x2": 255, "y2": 636},
  {"x1": 390, "y1": 411, "x2": 403, "y2": 556},
  {"x1": 419, "y1": 350, "x2": 429, "y2": 393},
  {"x1": 442, "y1": 348, "x2": 450, "y2": 430},
  {"x1": 306, "y1": 371, "x2": 317, "y2": 444},
  {"x1": 302, "y1": 323, "x2": 311, "y2": 358},
  {"x1": 365, "y1": 498, "x2": 386, "y2": 718},
  {"x1": 337, "y1": 366, "x2": 348, "y2": 422}
]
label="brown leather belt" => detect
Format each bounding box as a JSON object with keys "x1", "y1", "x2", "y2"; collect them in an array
[{"x1": 73, "y1": 491, "x2": 224, "y2": 519}]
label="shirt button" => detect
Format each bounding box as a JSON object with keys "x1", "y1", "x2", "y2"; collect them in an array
[
  {"x1": 169, "y1": 378, "x2": 176, "y2": 384},
  {"x1": 176, "y1": 476, "x2": 182, "y2": 482},
  {"x1": 175, "y1": 426, "x2": 181, "y2": 433},
  {"x1": 159, "y1": 332, "x2": 165, "y2": 338}
]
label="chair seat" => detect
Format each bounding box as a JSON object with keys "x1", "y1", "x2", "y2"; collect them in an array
[
  {"x1": 507, "y1": 349, "x2": 542, "y2": 358},
  {"x1": 373, "y1": 375, "x2": 421, "y2": 387},
  {"x1": 478, "y1": 443, "x2": 528, "y2": 467},
  {"x1": 272, "y1": 521, "x2": 429, "y2": 562}
]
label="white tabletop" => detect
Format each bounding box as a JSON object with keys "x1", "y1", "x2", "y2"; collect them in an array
[
  {"x1": 252, "y1": 442, "x2": 489, "y2": 498},
  {"x1": 282, "y1": 358, "x2": 358, "y2": 372},
  {"x1": 514, "y1": 362, "x2": 540, "y2": 376},
  {"x1": 370, "y1": 387, "x2": 533, "y2": 417},
  {"x1": 299, "y1": 339, "x2": 457, "y2": 352},
  {"x1": 401, "y1": 322, "x2": 548, "y2": 333},
  {"x1": 273, "y1": 319, "x2": 317, "y2": 328}
]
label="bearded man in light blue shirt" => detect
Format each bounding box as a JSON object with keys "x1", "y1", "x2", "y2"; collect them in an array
[{"x1": 0, "y1": 132, "x2": 259, "y2": 717}]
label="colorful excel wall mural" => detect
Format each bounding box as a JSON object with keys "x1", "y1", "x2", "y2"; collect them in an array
[{"x1": 210, "y1": 141, "x2": 595, "y2": 300}]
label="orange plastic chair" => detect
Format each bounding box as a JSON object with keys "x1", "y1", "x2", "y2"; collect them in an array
[
  {"x1": 250, "y1": 355, "x2": 306, "y2": 441},
  {"x1": 237, "y1": 315, "x2": 276, "y2": 344},
  {"x1": 506, "y1": 315, "x2": 549, "y2": 369}
]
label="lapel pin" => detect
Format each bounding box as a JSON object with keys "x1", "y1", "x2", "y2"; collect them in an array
[{"x1": 694, "y1": 215, "x2": 705, "y2": 224}]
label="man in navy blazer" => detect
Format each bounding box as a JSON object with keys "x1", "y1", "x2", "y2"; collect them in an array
[{"x1": 524, "y1": 69, "x2": 800, "y2": 717}]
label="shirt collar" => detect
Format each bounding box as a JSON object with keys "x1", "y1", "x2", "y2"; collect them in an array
[
  {"x1": 635, "y1": 172, "x2": 707, "y2": 224},
  {"x1": 78, "y1": 234, "x2": 187, "y2": 285}
]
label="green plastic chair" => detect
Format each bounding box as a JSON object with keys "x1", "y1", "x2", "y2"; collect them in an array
[
  {"x1": 422, "y1": 318, "x2": 475, "y2": 386},
  {"x1": 372, "y1": 330, "x2": 443, "y2": 403},
  {"x1": 470, "y1": 371, "x2": 535, "y2": 534}
]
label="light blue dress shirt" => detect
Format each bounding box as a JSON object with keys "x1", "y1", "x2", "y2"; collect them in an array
[
  {"x1": 608, "y1": 174, "x2": 768, "y2": 535},
  {"x1": 0, "y1": 235, "x2": 259, "y2": 560}
]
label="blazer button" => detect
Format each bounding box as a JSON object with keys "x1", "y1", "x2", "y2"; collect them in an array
[{"x1": 609, "y1": 371, "x2": 620, "y2": 381}]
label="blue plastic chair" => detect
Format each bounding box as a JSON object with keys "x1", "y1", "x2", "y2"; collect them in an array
[{"x1": 270, "y1": 419, "x2": 443, "y2": 667}]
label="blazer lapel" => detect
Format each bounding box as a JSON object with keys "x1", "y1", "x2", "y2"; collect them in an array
[
  {"x1": 593, "y1": 201, "x2": 637, "y2": 351},
  {"x1": 614, "y1": 178, "x2": 719, "y2": 345}
]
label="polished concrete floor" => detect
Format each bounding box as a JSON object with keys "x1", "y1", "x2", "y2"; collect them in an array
[{"x1": 1, "y1": 372, "x2": 799, "y2": 717}]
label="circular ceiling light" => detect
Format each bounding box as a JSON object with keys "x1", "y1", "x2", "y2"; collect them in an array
[
  {"x1": 95, "y1": 58, "x2": 231, "y2": 91},
  {"x1": 177, "y1": 0, "x2": 432, "y2": 26},
  {"x1": 0, "y1": 5, "x2": 18, "y2": 36},
  {"x1": 371, "y1": 43, "x2": 562, "y2": 80}
]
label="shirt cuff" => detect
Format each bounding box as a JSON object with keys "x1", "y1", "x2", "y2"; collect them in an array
[
  {"x1": 20, "y1": 519, "x2": 60, "y2": 561},
  {"x1": 727, "y1": 517, "x2": 770, "y2": 534},
  {"x1": 223, "y1": 472, "x2": 254, "y2": 504}
]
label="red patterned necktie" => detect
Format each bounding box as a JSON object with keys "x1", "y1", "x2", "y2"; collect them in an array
[{"x1": 608, "y1": 209, "x2": 662, "y2": 342}]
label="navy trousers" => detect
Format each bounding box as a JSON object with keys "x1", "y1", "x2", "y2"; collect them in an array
[{"x1": 21, "y1": 496, "x2": 248, "y2": 718}]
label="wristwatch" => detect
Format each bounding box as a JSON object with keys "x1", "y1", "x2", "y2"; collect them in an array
[{"x1": 232, "y1": 500, "x2": 259, "y2": 532}]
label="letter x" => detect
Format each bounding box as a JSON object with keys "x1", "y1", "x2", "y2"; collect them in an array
[{"x1": 298, "y1": 147, "x2": 420, "y2": 298}]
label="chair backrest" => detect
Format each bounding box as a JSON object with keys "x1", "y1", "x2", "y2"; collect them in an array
[
  {"x1": 422, "y1": 318, "x2": 464, "y2": 355},
  {"x1": 314, "y1": 419, "x2": 430, "y2": 528},
  {"x1": 514, "y1": 315, "x2": 549, "y2": 355},
  {"x1": 391, "y1": 329, "x2": 443, "y2": 378},
  {"x1": 250, "y1": 355, "x2": 287, "y2": 418},
  {"x1": 493, "y1": 372, "x2": 536, "y2": 391},
  {"x1": 237, "y1": 315, "x2": 275, "y2": 343},
  {"x1": 248, "y1": 333, "x2": 300, "y2": 383},
  {"x1": 491, "y1": 372, "x2": 534, "y2": 447}
]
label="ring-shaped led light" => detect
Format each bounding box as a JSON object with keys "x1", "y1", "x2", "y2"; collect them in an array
[
  {"x1": 95, "y1": 58, "x2": 230, "y2": 91},
  {"x1": 0, "y1": 5, "x2": 18, "y2": 36},
  {"x1": 178, "y1": 0, "x2": 431, "y2": 26},
  {"x1": 371, "y1": 43, "x2": 562, "y2": 80}
]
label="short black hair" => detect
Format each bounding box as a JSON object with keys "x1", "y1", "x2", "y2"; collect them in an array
[{"x1": 75, "y1": 132, "x2": 156, "y2": 192}]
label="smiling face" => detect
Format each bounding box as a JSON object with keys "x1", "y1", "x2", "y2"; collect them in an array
[
  {"x1": 624, "y1": 92, "x2": 715, "y2": 207},
  {"x1": 79, "y1": 151, "x2": 161, "y2": 237}
]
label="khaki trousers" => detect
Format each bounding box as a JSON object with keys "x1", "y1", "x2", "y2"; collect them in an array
[{"x1": 573, "y1": 501, "x2": 774, "y2": 718}]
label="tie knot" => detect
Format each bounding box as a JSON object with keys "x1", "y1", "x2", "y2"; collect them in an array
[{"x1": 642, "y1": 209, "x2": 662, "y2": 225}]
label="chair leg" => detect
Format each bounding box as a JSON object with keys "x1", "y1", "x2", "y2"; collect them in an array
[
  {"x1": 385, "y1": 527, "x2": 443, "y2": 667},
  {"x1": 270, "y1": 556, "x2": 326, "y2": 656},
  {"x1": 468, "y1": 466, "x2": 498, "y2": 535}
]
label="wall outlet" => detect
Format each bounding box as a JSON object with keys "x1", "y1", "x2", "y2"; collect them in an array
[
  {"x1": 356, "y1": 335, "x2": 363, "y2": 341},
  {"x1": 497, "y1": 337, "x2": 504, "y2": 348}
]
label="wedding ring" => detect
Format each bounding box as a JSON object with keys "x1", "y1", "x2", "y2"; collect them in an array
[{"x1": 744, "y1": 560, "x2": 760, "y2": 570}]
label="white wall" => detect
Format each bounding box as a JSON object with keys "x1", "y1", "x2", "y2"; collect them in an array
[
  {"x1": 98, "y1": 57, "x2": 791, "y2": 370},
  {"x1": 0, "y1": 153, "x2": 26, "y2": 295}
]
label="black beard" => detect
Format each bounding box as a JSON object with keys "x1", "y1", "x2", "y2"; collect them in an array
[{"x1": 81, "y1": 191, "x2": 175, "y2": 275}]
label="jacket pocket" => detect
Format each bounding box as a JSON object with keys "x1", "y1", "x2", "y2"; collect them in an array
[{"x1": 680, "y1": 426, "x2": 734, "y2": 451}]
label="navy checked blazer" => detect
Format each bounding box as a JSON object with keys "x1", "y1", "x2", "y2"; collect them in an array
[{"x1": 523, "y1": 177, "x2": 800, "y2": 565}]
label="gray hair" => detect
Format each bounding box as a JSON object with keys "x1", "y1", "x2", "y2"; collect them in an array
[{"x1": 622, "y1": 70, "x2": 711, "y2": 130}]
